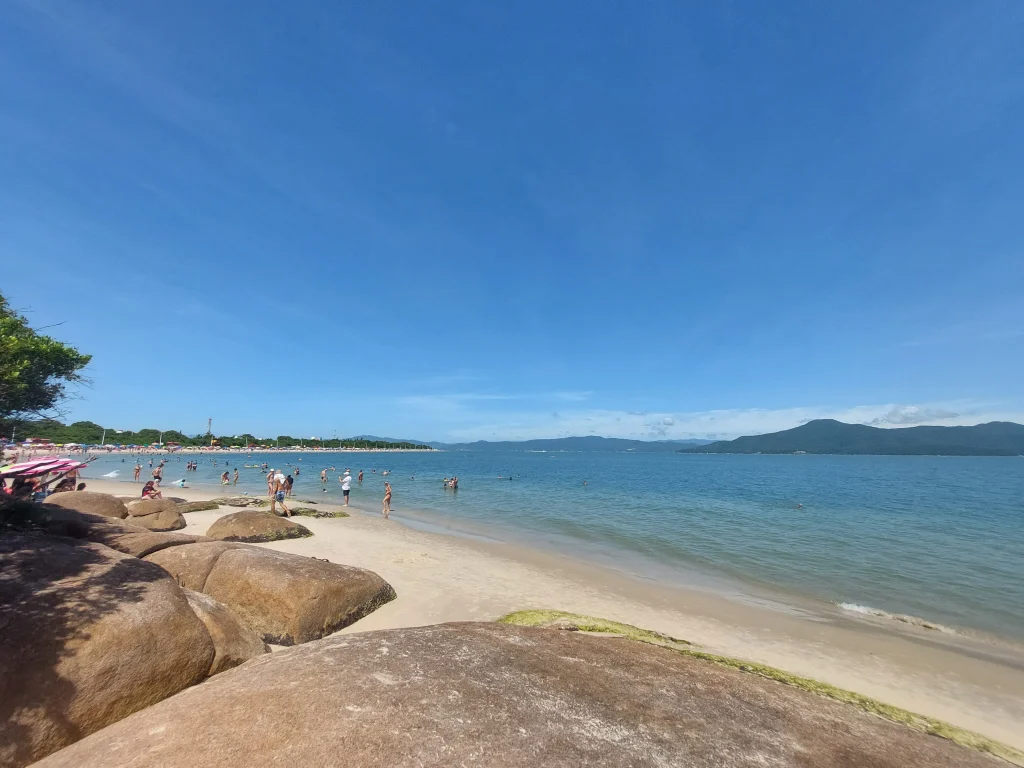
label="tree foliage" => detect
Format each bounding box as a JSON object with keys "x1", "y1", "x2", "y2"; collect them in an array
[
  {"x1": 2, "y1": 418, "x2": 432, "y2": 450},
  {"x1": 0, "y1": 293, "x2": 91, "y2": 422}
]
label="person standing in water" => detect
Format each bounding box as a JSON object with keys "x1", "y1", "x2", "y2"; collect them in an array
[
  {"x1": 340, "y1": 469, "x2": 353, "y2": 506},
  {"x1": 382, "y1": 481, "x2": 392, "y2": 519},
  {"x1": 358, "y1": 469, "x2": 363, "y2": 483},
  {"x1": 133, "y1": 462, "x2": 141, "y2": 483},
  {"x1": 233, "y1": 468, "x2": 239, "y2": 485},
  {"x1": 320, "y1": 469, "x2": 328, "y2": 484}
]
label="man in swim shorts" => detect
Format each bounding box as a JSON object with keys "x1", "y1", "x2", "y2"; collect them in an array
[
  {"x1": 270, "y1": 471, "x2": 291, "y2": 516},
  {"x1": 341, "y1": 469, "x2": 353, "y2": 506}
]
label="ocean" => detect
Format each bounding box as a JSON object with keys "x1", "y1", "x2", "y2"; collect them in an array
[{"x1": 85, "y1": 451, "x2": 1024, "y2": 642}]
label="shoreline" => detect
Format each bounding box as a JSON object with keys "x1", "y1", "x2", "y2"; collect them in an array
[
  {"x1": 85, "y1": 477, "x2": 1024, "y2": 750},
  {"x1": 111, "y1": 471, "x2": 1023, "y2": 649},
  {"x1": 7, "y1": 447, "x2": 436, "y2": 456}
]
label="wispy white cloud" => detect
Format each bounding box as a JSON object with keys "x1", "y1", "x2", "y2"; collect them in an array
[
  {"x1": 421, "y1": 400, "x2": 1024, "y2": 442},
  {"x1": 397, "y1": 389, "x2": 593, "y2": 411}
]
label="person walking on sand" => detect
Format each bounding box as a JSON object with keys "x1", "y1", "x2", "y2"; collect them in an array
[
  {"x1": 133, "y1": 462, "x2": 141, "y2": 483},
  {"x1": 382, "y1": 481, "x2": 392, "y2": 519},
  {"x1": 340, "y1": 469, "x2": 353, "y2": 506},
  {"x1": 270, "y1": 471, "x2": 291, "y2": 517},
  {"x1": 285, "y1": 474, "x2": 294, "y2": 496}
]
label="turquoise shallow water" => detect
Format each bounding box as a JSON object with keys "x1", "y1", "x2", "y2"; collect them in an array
[{"x1": 86, "y1": 451, "x2": 1024, "y2": 641}]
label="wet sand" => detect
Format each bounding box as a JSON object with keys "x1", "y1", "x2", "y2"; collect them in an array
[{"x1": 87, "y1": 478, "x2": 1024, "y2": 750}]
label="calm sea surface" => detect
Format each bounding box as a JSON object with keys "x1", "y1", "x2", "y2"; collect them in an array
[{"x1": 84, "y1": 451, "x2": 1024, "y2": 641}]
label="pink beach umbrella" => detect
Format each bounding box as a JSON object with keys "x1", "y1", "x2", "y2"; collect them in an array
[
  {"x1": 0, "y1": 457, "x2": 63, "y2": 476},
  {"x1": 21, "y1": 460, "x2": 89, "y2": 477}
]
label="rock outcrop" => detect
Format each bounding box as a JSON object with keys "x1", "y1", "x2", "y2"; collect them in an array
[
  {"x1": 292, "y1": 507, "x2": 348, "y2": 518},
  {"x1": 145, "y1": 542, "x2": 397, "y2": 645},
  {"x1": 205, "y1": 510, "x2": 312, "y2": 543},
  {"x1": 0, "y1": 534, "x2": 215, "y2": 768},
  {"x1": 180, "y1": 500, "x2": 220, "y2": 513},
  {"x1": 210, "y1": 496, "x2": 267, "y2": 508},
  {"x1": 182, "y1": 589, "x2": 269, "y2": 676},
  {"x1": 30, "y1": 623, "x2": 1000, "y2": 768},
  {"x1": 142, "y1": 541, "x2": 243, "y2": 591},
  {"x1": 42, "y1": 508, "x2": 204, "y2": 558},
  {"x1": 125, "y1": 498, "x2": 186, "y2": 532},
  {"x1": 44, "y1": 491, "x2": 128, "y2": 520}
]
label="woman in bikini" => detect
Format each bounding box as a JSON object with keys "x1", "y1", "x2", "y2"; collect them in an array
[{"x1": 382, "y1": 481, "x2": 392, "y2": 519}]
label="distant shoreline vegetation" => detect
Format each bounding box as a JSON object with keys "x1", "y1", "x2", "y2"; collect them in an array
[
  {"x1": 678, "y1": 419, "x2": 1024, "y2": 457},
  {"x1": 0, "y1": 419, "x2": 434, "y2": 451}
]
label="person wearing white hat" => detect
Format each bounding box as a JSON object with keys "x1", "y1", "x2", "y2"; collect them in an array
[{"x1": 340, "y1": 469, "x2": 353, "y2": 506}]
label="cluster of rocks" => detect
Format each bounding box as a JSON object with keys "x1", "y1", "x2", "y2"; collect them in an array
[
  {"x1": 0, "y1": 492, "x2": 396, "y2": 767},
  {"x1": 2, "y1": 493, "x2": 1009, "y2": 768},
  {"x1": 24, "y1": 623, "x2": 1003, "y2": 768},
  {"x1": 48, "y1": 491, "x2": 186, "y2": 532}
]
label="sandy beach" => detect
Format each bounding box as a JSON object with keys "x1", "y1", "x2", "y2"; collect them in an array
[{"x1": 83, "y1": 477, "x2": 1024, "y2": 750}]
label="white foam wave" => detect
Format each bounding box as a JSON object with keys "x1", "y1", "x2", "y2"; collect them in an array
[
  {"x1": 101, "y1": 471, "x2": 119, "y2": 478},
  {"x1": 835, "y1": 602, "x2": 960, "y2": 635}
]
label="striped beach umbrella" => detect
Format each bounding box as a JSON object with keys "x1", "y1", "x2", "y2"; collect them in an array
[
  {"x1": 0, "y1": 457, "x2": 61, "y2": 475},
  {"x1": 21, "y1": 460, "x2": 89, "y2": 477},
  {"x1": 0, "y1": 458, "x2": 82, "y2": 477}
]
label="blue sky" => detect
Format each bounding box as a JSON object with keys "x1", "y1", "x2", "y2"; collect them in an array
[{"x1": 2, "y1": 1, "x2": 1023, "y2": 441}]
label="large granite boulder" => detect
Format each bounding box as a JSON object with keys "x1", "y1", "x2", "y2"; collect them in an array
[
  {"x1": 45, "y1": 491, "x2": 127, "y2": 520},
  {"x1": 141, "y1": 541, "x2": 243, "y2": 590},
  {"x1": 145, "y1": 542, "x2": 396, "y2": 645},
  {"x1": 0, "y1": 534, "x2": 215, "y2": 768},
  {"x1": 31, "y1": 623, "x2": 1000, "y2": 768},
  {"x1": 125, "y1": 498, "x2": 186, "y2": 532},
  {"x1": 41, "y1": 508, "x2": 204, "y2": 558},
  {"x1": 182, "y1": 589, "x2": 269, "y2": 676},
  {"x1": 205, "y1": 510, "x2": 312, "y2": 543}
]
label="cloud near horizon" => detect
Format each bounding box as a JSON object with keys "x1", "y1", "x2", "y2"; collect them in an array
[{"x1": 414, "y1": 400, "x2": 1023, "y2": 442}]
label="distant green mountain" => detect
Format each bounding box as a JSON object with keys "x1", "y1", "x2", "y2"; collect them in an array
[
  {"x1": 679, "y1": 419, "x2": 1024, "y2": 456},
  {"x1": 437, "y1": 436, "x2": 713, "y2": 452}
]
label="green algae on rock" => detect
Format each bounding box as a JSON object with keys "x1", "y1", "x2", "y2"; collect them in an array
[
  {"x1": 180, "y1": 500, "x2": 220, "y2": 513},
  {"x1": 291, "y1": 507, "x2": 349, "y2": 518},
  {"x1": 498, "y1": 609, "x2": 1024, "y2": 767}
]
